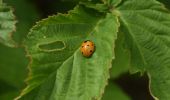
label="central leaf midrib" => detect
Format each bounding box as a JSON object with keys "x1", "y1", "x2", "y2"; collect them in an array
[{"x1": 63, "y1": 19, "x2": 105, "y2": 100}]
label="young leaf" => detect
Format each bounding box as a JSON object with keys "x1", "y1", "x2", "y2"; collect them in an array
[
  {"x1": 117, "y1": 0, "x2": 170, "y2": 99},
  {"x1": 0, "y1": 3, "x2": 17, "y2": 47},
  {"x1": 17, "y1": 6, "x2": 119, "y2": 100}
]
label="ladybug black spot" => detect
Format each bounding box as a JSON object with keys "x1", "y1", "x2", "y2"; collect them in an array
[
  {"x1": 82, "y1": 46, "x2": 84, "y2": 48},
  {"x1": 90, "y1": 50, "x2": 93, "y2": 52},
  {"x1": 87, "y1": 45, "x2": 89, "y2": 46},
  {"x1": 84, "y1": 41, "x2": 87, "y2": 43},
  {"x1": 82, "y1": 52, "x2": 84, "y2": 54}
]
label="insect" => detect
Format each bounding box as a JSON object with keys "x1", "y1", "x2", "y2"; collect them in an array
[{"x1": 80, "y1": 40, "x2": 95, "y2": 57}]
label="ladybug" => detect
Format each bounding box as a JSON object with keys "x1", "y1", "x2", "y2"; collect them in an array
[{"x1": 80, "y1": 40, "x2": 95, "y2": 57}]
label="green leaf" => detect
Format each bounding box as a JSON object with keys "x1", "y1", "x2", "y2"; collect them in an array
[
  {"x1": 17, "y1": 6, "x2": 119, "y2": 100},
  {"x1": 0, "y1": 44, "x2": 28, "y2": 99},
  {"x1": 80, "y1": 2, "x2": 108, "y2": 12},
  {"x1": 104, "y1": 0, "x2": 121, "y2": 7},
  {"x1": 0, "y1": 0, "x2": 39, "y2": 99},
  {"x1": 117, "y1": 0, "x2": 170, "y2": 99},
  {"x1": 102, "y1": 82, "x2": 130, "y2": 100},
  {"x1": 111, "y1": 32, "x2": 130, "y2": 79},
  {"x1": 4, "y1": 0, "x2": 40, "y2": 44},
  {"x1": 0, "y1": 44, "x2": 28, "y2": 88},
  {"x1": 0, "y1": 3, "x2": 17, "y2": 47},
  {"x1": 0, "y1": 79, "x2": 20, "y2": 100}
]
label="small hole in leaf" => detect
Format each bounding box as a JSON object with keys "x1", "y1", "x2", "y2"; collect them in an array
[{"x1": 38, "y1": 41, "x2": 66, "y2": 52}]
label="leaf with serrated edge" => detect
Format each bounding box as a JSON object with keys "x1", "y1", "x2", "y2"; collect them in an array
[
  {"x1": 0, "y1": 3, "x2": 17, "y2": 47},
  {"x1": 17, "y1": 5, "x2": 119, "y2": 100},
  {"x1": 117, "y1": 0, "x2": 170, "y2": 99}
]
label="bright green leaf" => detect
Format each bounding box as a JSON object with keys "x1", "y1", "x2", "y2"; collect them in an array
[
  {"x1": 102, "y1": 82, "x2": 130, "y2": 100},
  {"x1": 0, "y1": 3, "x2": 17, "y2": 47},
  {"x1": 17, "y1": 6, "x2": 119, "y2": 100},
  {"x1": 117, "y1": 0, "x2": 170, "y2": 99}
]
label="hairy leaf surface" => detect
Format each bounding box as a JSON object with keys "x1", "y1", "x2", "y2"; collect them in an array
[{"x1": 117, "y1": 0, "x2": 170, "y2": 99}]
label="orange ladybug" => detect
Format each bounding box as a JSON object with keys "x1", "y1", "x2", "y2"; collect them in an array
[{"x1": 80, "y1": 40, "x2": 95, "y2": 57}]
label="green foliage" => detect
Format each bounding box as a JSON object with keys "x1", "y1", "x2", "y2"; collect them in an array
[
  {"x1": 16, "y1": 5, "x2": 119, "y2": 99},
  {"x1": 1, "y1": 0, "x2": 170, "y2": 100},
  {"x1": 0, "y1": 0, "x2": 39, "y2": 99},
  {"x1": 0, "y1": 2, "x2": 16, "y2": 47},
  {"x1": 111, "y1": 32, "x2": 130, "y2": 79},
  {"x1": 0, "y1": 44, "x2": 28, "y2": 99},
  {"x1": 118, "y1": 0, "x2": 170, "y2": 99},
  {"x1": 4, "y1": 0, "x2": 40, "y2": 44},
  {"x1": 102, "y1": 82, "x2": 130, "y2": 100}
]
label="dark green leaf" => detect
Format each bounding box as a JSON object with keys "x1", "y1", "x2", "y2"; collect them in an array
[
  {"x1": 0, "y1": 0, "x2": 40, "y2": 99},
  {"x1": 4, "y1": 0, "x2": 40, "y2": 44},
  {"x1": 0, "y1": 44, "x2": 28, "y2": 99}
]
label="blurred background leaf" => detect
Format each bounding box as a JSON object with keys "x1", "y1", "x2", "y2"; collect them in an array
[
  {"x1": 0, "y1": 0, "x2": 40, "y2": 99},
  {"x1": 0, "y1": 44, "x2": 28, "y2": 100},
  {"x1": 157, "y1": 0, "x2": 170, "y2": 9},
  {"x1": 0, "y1": 3, "x2": 17, "y2": 47},
  {"x1": 31, "y1": 0, "x2": 77, "y2": 18},
  {"x1": 4, "y1": 0, "x2": 40, "y2": 44}
]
